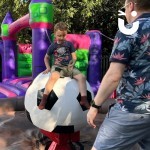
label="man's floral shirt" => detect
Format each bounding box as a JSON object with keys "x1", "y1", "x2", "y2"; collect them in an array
[{"x1": 110, "y1": 13, "x2": 150, "y2": 113}]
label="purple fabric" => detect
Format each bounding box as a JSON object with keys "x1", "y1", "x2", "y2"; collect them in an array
[
  {"x1": 30, "y1": 0, "x2": 52, "y2": 3},
  {"x1": 32, "y1": 29, "x2": 51, "y2": 78},
  {"x1": 2, "y1": 40, "x2": 17, "y2": 80},
  {"x1": 0, "y1": 41, "x2": 2, "y2": 81},
  {"x1": 0, "y1": 41, "x2": 2, "y2": 82},
  {"x1": 86, "y1": 30, "x2": 102, "y2": 95},
  {"x1": 15, "y1": 85, "x2": 29, "y2": 91},
  {"x1": 0, "y1": 92, "x2": 7, "y2": 98},
  {"x1": 0, "y1": 83, "x2": 25, "y2": 96},
  {"x1": 2, "y1": 78, "x2": 32, "y2": 90},
  {"x1": 2, "y1": 77, "x2": 32, "y2": 84},
  {"x1": 2, "y1": 12, "x2": 13, "y2": 24},
  {"x1": 16, "y1": 79, "x2": 32, "y2": 86},
  {"x1": 0, "y1": 41, "x2": 3, "y2": 53}
]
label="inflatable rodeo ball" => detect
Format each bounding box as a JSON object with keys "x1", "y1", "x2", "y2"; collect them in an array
[
  {"x1": 25, "y1": 73, "x2": 94, "y2": 133},
  {"x1": 25, "y1": 72, "x2": 94, "y2": 149}
]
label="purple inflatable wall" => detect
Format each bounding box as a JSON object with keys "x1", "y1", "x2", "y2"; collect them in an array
[
  {"x1": 1, "y1": 12, "x2": 17, "y2": 80},
  {"x1": 86, "y1": 31, "x2": 102, "y2": 95},
  {"x1": 0, "y1": 0, "x2": 53, "y2": 103},
  {"x1": 31, "y1": 29, "x2": 52, "y2": 78},
  {"x1": 0, "y1": 41, "x2": 3, "y2": 82},
  {"x1": 29, "y1": 0, "x2": 53, "y2": 78}
]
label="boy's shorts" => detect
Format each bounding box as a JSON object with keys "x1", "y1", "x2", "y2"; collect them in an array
[
  {"x1": 93, "y1": 103, "x2": 150, "y2": 150},
  {"x1": 51, "y1": 65, "x2": 81, "y2": 78}
]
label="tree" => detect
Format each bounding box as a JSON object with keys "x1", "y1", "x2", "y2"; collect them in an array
[
  {"x1": 0, "y1": 0, "x2": 123, "y2": 51},
  {"x1": 53, "y1": 0, "x2": 122, "y2": 54},
  {"x1": 0, "y1": 0, "x2": 31, "y2": 43}
]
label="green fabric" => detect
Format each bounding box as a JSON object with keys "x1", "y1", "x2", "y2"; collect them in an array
[
  {"x1": 75, "y1": 49, "x2": 89, "y2": 76},
  {"x1": 1, "y1": 24, "x2": 9, "y2": 36},
  {"x1": 18, "y1": 54, "x2": 32, "y2": 62},
  {"x1": 18, "y1": 62, "x2": 32, "y2": 69},
  {"x1": 17, "y1": 54, "x2": 32, "y2": 77},
  {"x1": 18, "y1": 68, "x2": 32, "y2": 77},
  {"x1": 29, "y1": 3, "x2": 53, "y2": 23}
]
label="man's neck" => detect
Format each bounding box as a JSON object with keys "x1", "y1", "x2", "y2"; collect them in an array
[{"x1": 131, "y1": 10, "x2": 150, "y2": 22}]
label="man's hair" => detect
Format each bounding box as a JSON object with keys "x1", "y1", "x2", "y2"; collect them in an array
[
  {"x1": 127, "y1": 0, "x2": 150, "y2": 11},
  {"x1": 54, "y1": 22, "x2": 68, "y2": 33}
]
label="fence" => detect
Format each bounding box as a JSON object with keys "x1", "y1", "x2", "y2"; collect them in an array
[{"x1": 101, "y1": 54, "x2": 110, "y2": 80}]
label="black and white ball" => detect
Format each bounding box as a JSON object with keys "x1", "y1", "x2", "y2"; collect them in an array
[{"x1": 25, "y1": 72, "x2": 94, "y2": 133}]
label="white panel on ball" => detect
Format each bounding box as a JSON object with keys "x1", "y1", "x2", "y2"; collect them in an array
[{"x1": 24, "y1": 72, "x2": 94, "y2": 132}]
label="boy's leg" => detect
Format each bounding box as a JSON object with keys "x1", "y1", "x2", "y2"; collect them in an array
[
  {"x1": 38, "y1": 71, "x2": 60, "y2": 110},
  {"x1": 44, "y1": 71, "x2": 60, "y2": 94},
  {"x1": 73, "y1": 73, "x2": 90, "y2": 109}
]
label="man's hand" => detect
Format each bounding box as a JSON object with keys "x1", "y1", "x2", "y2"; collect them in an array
[
  {"x1": 87, "y1": 107, "x2": 99, "y2": 128},
  {"x1": 43, "y1": 68, "x2": 51, "y2": 74}
]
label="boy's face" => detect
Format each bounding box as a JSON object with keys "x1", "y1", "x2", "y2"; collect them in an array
[{"x1": 55, "y1": 29, "x2": 67, "y2": 44}]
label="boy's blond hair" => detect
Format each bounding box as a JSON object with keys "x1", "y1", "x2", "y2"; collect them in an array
[{"x1": 54, "y1": 22, "x2": 68, "y2": 33}]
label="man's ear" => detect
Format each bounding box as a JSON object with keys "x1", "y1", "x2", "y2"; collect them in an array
[{"x1": 129, "y1": 2, "x2": 135, "y2": 12}]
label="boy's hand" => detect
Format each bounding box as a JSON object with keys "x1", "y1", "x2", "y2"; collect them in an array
[
  {"x1": 68, "y1": 60, "x2": 75, "y2": 71},
  {"x1": 68, "y1": 64, "x2": 74, "y2": 71},
  {"x1": 43, "y1": 68, "x2": 51, "y2": 74}
]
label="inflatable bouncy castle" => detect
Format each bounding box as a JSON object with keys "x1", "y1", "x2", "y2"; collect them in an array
[{"x1": 0, "y1": 0, "x2": 102, "y2": 109}]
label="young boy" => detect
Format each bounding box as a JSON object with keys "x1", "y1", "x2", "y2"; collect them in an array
[{"x1": 38, "y1": 22, "x2": 90, "y2": 110}]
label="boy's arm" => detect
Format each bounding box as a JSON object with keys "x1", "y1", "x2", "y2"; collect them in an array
[
  {"x1": 43, "y1": 54, "x2": 51, "y2": 74},
  {"x1": 69, "y1": 52, "x2": 77, "y2": 68},
  {"x1": 69, "y1": 41, "x2": 76, "y2": 64},
  {"x1": 71, "y1": 52, "x2": 76, "y2": 65},
  {"x1": 68, "y1": 52, "x2": 76, "y2": 71}
]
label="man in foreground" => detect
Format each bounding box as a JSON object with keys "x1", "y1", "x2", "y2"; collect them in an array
[{"x1": 87, "y1": 0, "x2": 150, "y2": 149}]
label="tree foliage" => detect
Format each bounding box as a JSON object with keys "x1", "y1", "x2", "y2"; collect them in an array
[
  {"x1": 53, "y1": 0, "x2": 122, "y2": 54},
  {"x1": 0, "y1": 0, "x2": 123, "y2": 53},
  {"x1": 0, "y1": 0, "x2": 30, "y2": 21},
  {"x1": 0, "y1": 0, "x2": 31, "y2": 43}
]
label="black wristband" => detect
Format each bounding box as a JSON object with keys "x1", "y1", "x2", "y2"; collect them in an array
[{"x1": 91, "y1": 100, "x2": 101, "y2": 109}]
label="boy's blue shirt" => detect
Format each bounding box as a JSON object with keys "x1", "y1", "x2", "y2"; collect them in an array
[{"x1": 47, "y1": 40, "x2": 75, "y2": 66}]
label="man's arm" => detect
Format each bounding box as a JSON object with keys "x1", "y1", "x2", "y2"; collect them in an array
[
  {"x1": 87, "y1": 62, "x2": 126, "y2": 128},
  {"x1": 94, "y1": 62, "x2": 125, "y2": 106}
]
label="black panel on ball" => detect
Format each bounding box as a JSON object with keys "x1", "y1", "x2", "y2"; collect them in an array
[
  {"x1": 25, "y1": 109, "x2": 33, "y2": 123},
  {"x1": 87, "y1": 90, "x2": 92, "y2": 103},
  {"x1": 52, "y1": 125, "x2": 74, "y2": 133},
  {"x1": 37, "y1": 89, "x2": 58, "y2": 110},
  {"x1": 45, "y1": 90, "x2": 58, "y2": 110},
  {"x1": 77, "y1": 90, "x2": 92, "y2": 111}
]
